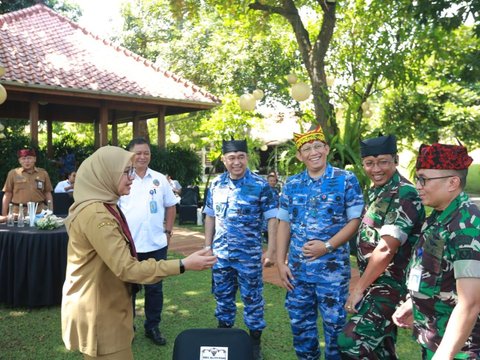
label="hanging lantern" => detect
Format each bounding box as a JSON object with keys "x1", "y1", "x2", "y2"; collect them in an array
[
  {"x1": 189, "y1": 143, "x2": 196, "y2": 150},
  {"x1": 170, "y1": 132, "x2": 180, "y2": 144},
  {"x1": 363, "y1": 109, "x2": 373, "y2": 118},
  {"x1": 238, "y1": 93, "x2": 256, "y2": 111},
  {"x1": 361, "y1": 101, "x2": 370, "y2": 111},
  {"x1": 291, "y1": 82, "x2": 311, "y2": 102},
  {"x1": 287, "y1": 73, "x2": 298, "y2": 84},
  {"x1": 0, "y1": 84, "x2": 7, "y2": 105},
  {"x1": 0, "y1": 133, "x2": 5, "y2": 140},
  {"x1": 252, "y1": 89, "x2": 264, "y2": 100},
  {"x1": 326, "y1": 75, "x2": 335, "y2": 87},
  {"x1": 260, "y1": 144, "x2": 268, "y2": 151}
]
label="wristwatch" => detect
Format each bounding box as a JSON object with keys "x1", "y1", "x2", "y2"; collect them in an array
[
  {"x1": 179, "y1": 259, "x2": 185, "y2": 274},
  {"x1": 164, "y1": 230, "x2": 172, "y2": 236},
  {"x1": 325, "y1": 241, "x2": 334, "y2": 253}
]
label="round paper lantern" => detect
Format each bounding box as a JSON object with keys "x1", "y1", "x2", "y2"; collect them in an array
[
  {"x1": 0, "y1": 133, "x2": 5, "y2": 139},
  {"x1": 361, "y1": 101, "x2": 370, "y2": 111},
  {"x1": 326, "y1": 75, "x2": 335, "y2": 87},
  {"x1": 363, "y1": 109, "x2": 373, "y2": 118},
  {"x1": 189, "y1": 143, "x2": 196, "y2": 150},
  {"x1": 252, "y1": 89, "x2": 264, "y2": 100},
  {"x1": 291, "y1": 82, "x2": 311, "y2": 102},
  {"x1": 0, "y1": 84, "x2": 6, "y2": 105},
  {"x1": 238, "y1": 93, "x2": 256, "y2": 111},
  {"x1": 287, "y1": 73, "x2": 298, "y2": 84},
  {"x1": 260, "y1": 144, "x2": 268, "y2": 151},
  {"x1": 170, "y1": 132, "x2": 180, "y2": 144}
]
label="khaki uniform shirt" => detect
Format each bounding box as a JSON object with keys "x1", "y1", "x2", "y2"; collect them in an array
[
  {"x1": 2, "y1": 167, "x2": 53, "y2": 210},
  {"x1": 61, "y1": 202, "x2": 181, "y2": 357}
]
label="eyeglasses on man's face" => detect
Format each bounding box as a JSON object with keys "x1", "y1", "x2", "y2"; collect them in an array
[
  {"x1": 300, "y1": 142, "x2": 326, "y2": 155},
  {"x1": 414, "y1": 175, "x2": 454, "y2": 187},
  {"x1": 362, "y1": 159, "x2": 394, "y2": 169},
  {"x1": 123, "y1": 167, "x2": 136, "y2": 180}
]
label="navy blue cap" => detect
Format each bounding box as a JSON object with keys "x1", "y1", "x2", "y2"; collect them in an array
[{"x1": 360, "y1": 135, "x2": 397, "y2": 157}]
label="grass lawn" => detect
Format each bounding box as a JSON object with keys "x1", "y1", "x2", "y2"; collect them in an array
[{"x1": 0, "y1": 253, "x2": 421, "y2": 360}]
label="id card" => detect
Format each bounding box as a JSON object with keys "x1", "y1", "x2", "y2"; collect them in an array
[
  {"x1": 149, "y1": 200, "x2": 158, "y2": 214},
  {"x1": 407, "y1": 267, "x2": 422, "y2": 292},
  {"x1": 35, "y1": 179, "x2": 44, "y2": 190}
]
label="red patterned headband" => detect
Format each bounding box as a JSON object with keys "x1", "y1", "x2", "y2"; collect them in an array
[
  {"x1": 416, "y1": 143, "x2": 473, "y2": 170},
  {"x1": 17, "y1": 149, "x2": 36, "y2": 158}
]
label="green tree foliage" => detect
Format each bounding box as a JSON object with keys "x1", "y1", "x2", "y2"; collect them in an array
[
  {"x1": 380, "y1": 26, "x2": 480, "y2": 149},
  {"x1": 0, "y1": 0, "x2": 82, "y2": 20}
]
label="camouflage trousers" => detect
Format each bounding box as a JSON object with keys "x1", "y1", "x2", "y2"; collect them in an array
[
  {"x1": 338, "y1": 286, "x2": 400, "y2": 360},
  {"x1": 286, "y1": 278, "x2": 349, "y2": 360},
  {"x1": 211, "y1": 263, "x2": 265, "y2": 331}
]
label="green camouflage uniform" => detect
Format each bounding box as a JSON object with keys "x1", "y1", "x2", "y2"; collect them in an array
[
  {"x1": 408, "y1": 192, "x2": 480, "y2": 360},
  {"x1": 339, "y1": 171, "x2": 425, "y2": 359}
]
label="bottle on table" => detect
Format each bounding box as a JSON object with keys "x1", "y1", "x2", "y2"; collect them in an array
[
  {"x1": 17, "y1": 203, "x2": 25, "y2": 227},
  {"x1": 7, "y1": 203, "x2": 14, "y2": 227}
]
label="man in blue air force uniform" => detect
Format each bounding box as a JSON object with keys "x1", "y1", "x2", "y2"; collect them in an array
[{"x1": 203, "y1": 139, "x2": 278, "y2": 360}]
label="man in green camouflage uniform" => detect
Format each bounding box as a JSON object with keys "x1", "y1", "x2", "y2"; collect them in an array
[
  {"x1": 392, "y1": 142, "x2": 480, "y2": 360},
  {"x1": 338, "y1": 135, "x2": 425, "y2": 359}
]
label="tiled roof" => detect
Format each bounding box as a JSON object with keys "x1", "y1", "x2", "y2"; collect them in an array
[{"x1": 0, "y1": 4, "x2": 220, "y2": 106}]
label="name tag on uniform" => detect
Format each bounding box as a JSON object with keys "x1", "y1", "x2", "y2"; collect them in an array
[
  {"x1": 407, "y1": 267, "x2": 422, "y2": 292},
  {"x1": 150, "y1": 200, "x2": 158, "y2": 213},
  {"x1": 35, "y1": 179, "x2": 44, "y2": 190}
]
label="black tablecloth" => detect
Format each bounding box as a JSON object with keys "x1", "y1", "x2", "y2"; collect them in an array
[{"x1": 0, "y1": 224, "x2": 68, "y2": 308}]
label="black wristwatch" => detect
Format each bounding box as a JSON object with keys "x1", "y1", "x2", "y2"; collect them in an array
[{"x1": 179, "y1": 259, "x2": 185, "y2": 274}]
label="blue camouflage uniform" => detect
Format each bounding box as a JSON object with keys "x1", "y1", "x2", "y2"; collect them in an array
[
  {"x1": 204, "y1": 169, "x2": 278, "y2": 331},
  {"x1": 277, "y1": 164, "x2": 364, "y2": 360}
]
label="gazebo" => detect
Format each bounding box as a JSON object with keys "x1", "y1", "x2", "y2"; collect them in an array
[{"x1": 0, "y1": 4, "x2": 220, "y2": 156}]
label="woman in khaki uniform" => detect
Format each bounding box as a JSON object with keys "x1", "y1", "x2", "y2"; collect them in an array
[{"x1": 61, "y1": 146, "x2": 216, "y2": 359}]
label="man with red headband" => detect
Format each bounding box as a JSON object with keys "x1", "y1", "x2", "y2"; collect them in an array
[
  {"x1": 392, "y1": 142, "x2": 480, "y2": 360},
  {"x1": 276, "y1": 126, "x2": 364, "y2": 359},
  {"x1": 1, "y1": 148, "x2": 53, "y2": 219}
]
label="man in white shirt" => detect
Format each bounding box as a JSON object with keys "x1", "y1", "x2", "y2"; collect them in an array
[
  {"x1": 54, "y1": 171, "x2": 76, "y2": 193},
  {"x1": 118, "y1": 138, "x2": 179, "y2": 346}
]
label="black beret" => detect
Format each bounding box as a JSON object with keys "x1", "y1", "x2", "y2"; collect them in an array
[
  {"x1": 360, "y1": 135, "x2": 397, "y2": 158},
  {"x1": 222, "y1": 139, "x2": 248, "y2": 154}
]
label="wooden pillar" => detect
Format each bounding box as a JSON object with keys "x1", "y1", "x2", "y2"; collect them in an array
[
  {"x1": 111, "y1": 111, "x2": 118, "y2": 146},
  {"x1": 157, "y1": 106, "x2": 166, "y2": 149},
  {"x1": 132, "y1": 112, "x2": 139, "y2": 138},
  {"x1": 47, "y1": 119, "x2": 53, "y2": 158},
  {"x1": 99, "y1": 103, "x2": 108, "y2": 147},
  {"x1": 94, "y1": 120, "x2": 100, "y2": 149},
  {"x1": 29, "y1": 99, "x2": 39, "y2": 147}
]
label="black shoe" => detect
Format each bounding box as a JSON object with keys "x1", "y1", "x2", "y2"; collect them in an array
[
  {"x1": 217, "y1": 321, "x2": 233, "y2": 328},
  {"x1": 145, "y1": 328, "x2": 167, "y2": 346},
  {"x1": 250, "y1": 330, "x2": 263, "y2": 360}
]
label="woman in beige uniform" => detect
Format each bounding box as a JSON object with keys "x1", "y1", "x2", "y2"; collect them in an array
[{"x1": 61, "y1": 146, "x2": 216, "y2": 359}]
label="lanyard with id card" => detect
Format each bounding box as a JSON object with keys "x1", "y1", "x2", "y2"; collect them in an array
[{"x1": 149, "y1": 189, "x2": 158, "y2": 213}]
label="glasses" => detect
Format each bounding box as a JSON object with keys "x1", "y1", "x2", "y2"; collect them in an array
[
  {"x1": 414, "y1": 175, "x2": 454, "y2": 187},
  {"x1": 123, "y1": 167, "x2": 136, "y2": 180},
  {"x1": 300, "y1": 143, "x2": 326, "y2": 155},
  {"x1": 362, "y1": 159, "x2": 394, "y2": 169}
]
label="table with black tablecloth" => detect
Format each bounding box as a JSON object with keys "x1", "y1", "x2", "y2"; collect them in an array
[{"x1": 0, "y1": 224, "x2": 68, "y2": 308}]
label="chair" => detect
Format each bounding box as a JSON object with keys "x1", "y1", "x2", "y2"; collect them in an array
[
  {"x1": 178, "y1": 187, "x2": 199, "y2": 225},
  {"x1": 172, "y1": 328, "x2": 253, "y2": 360},
  {"x1": 52, "y1": 192, "x2": 74, "y2": 217}
]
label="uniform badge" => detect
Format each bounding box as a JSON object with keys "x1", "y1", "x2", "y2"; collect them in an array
[
  {"x1": 385, "y1": 212, "x2": 398, "y2": 224},
  {"x1": 153, "y1": 179, "x2": 160, "y2": 187}
]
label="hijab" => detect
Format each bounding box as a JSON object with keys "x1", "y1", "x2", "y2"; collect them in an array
[{"x1": 64, "y1": 146, "x2": 134, "y2": 230}]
